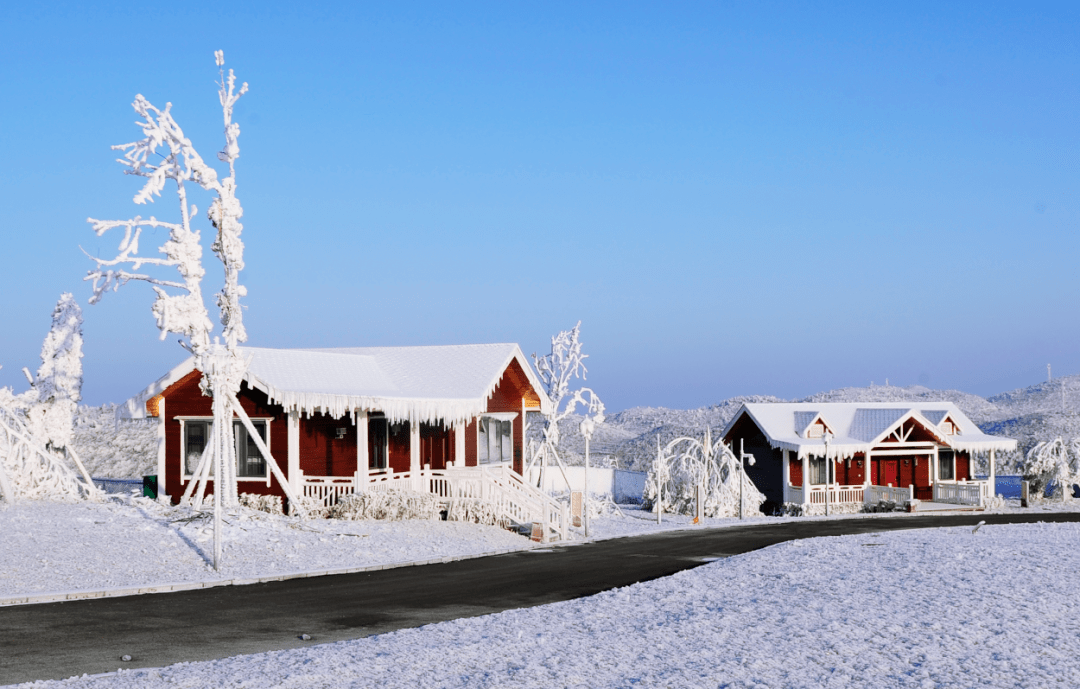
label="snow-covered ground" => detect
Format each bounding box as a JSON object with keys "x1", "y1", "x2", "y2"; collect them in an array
[
  {"x1": 0, "y1": 497, "x2": 535, "y2": 599},
  {"x1": 5, "y1": 492, "x2": 1078, "y2": 602},
  {"x1": 12, "y1": 519, "x2": 1080, "y2": 688}
]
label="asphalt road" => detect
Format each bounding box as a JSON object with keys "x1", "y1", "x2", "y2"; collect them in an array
[{"x1": 4, "y1": 511, "x2": 1080, "y2": 685}]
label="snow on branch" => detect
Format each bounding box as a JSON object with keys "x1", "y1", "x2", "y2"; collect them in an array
[{"x1": 644, "y1": 430, "x2": 766, "y2": 518}]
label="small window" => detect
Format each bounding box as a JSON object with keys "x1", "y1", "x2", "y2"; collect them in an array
[
  {"x1": 806, "y1": 423, "x2": 824, "y2": 439},
  {"x1": 185, "y1": 421, "x2": 209, "y2": 475},
  {"x1": 478, "y1": 418, "x2": 513, "y2": 464},
  {"x1": 369, "y1": 416, "x2": 388, "y2": 470},
  {"x1": 183, "y1": 419, "x2": 267, "y2": 478},
  {"x1": 809, "y1": 457, "x2": 828, "y2": 485},
  {"x1": 234, "y1": 421, "x2": 267, "y2": 478},
  {"x1": 939, "y1": 450, "x2": 955, "y2": 481}
]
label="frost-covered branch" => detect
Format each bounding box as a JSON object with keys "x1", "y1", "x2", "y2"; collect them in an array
[
  {"x1": 643, "y1": 430, "x2": 765, "y2": 518},
  {"x1": 1023, "y1": 438, "x2": 1080, "y2": 500}
]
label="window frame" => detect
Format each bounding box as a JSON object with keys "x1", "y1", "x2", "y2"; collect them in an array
[
  {"x1": 938, "y1": 449, "x2": 955, "y2": 481},
  {"x1": 477, "y1": 413, "x2": 516, "y2": 465},
  {"x1": 177, "y1": 416, "x2": 273, "y2": 486}
]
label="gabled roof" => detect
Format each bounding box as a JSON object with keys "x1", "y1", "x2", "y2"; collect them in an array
[
  {"x1": 723, "y1": 402, "x2": 1016, "y2": 459},
  {"x1": 119, "y1": 343, "x2": 551, "y2": 426}
]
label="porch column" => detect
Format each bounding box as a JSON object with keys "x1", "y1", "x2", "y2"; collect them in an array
[
  {"x1": 410, "y1": 421, "x2": 421, "y2": 490},
  {"x1": 287, "y1": 409, "x2": 300, "y2": 496},
  {"x1": 356, "y1": 410, "x2": 369, "y2": 492},
  {"x1": 801, "y1": 453, "x2": 809, "y2": 509},
  {"x1": 989, "y1": 449, "x2": 996, "y2": 498},
  {"x1": 782, "y1": 450, "x2": 790, "y2": 503},
  {"x1": 454, "y1": 422, "x2": 466, "y2": 467},
  {"x1": 864, "y1": 450, "x2": 872, "y2": 488},
  {"x1": 931, "y1": 447, "x2": 937, "y2": 490},
  {"x1": 156, "y1": 399, "x2": 167, "y2": 499}
]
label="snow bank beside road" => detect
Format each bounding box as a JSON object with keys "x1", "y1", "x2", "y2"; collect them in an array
[{"x1": 15, "y1": 520, "x2": 1080, "y2": 688}]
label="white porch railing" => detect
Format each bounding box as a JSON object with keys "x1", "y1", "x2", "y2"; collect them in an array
[
  {"x1": 789, "y1": 485, "x2": 864, "y2": 505},
  {"x1": 865, "y1": 484, "x2": 911, "y2": 505},
  {"x1": 301, "y1": 474, "x2": 357, "y2": 507},
  {"x1": 933, "y1": 480, "x2": 986, "y2": 507},
  {"x1": 300, "y1": 464, "x2": 569, "y2": 542}
]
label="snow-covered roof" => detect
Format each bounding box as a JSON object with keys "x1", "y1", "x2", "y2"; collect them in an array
[
  {"x1": 723, "y1": 402, "x2": 1017, "y2": 459},
  {"x1": 119, "y1": 343, "x2": 550, "y2": 426}
]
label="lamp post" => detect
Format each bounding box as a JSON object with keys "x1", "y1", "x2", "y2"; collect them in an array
[{"x1": 823, "y1": 431, "x2": 833, "y2": 517}]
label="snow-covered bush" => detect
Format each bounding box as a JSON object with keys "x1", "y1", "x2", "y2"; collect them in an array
[
  {"x1": 643, "y1": 430, "x2": 766, "y2": 518},
  {"x1": 329, "y1": 489, "x2": 441, "y2": 521},
  {"x1": 238, "y1": 492, "x2": 283, "y2": 515},
  {"x1": 1023, "y1": 438, "x2": 1080, "y2": 500},
  {"x1": 445, "y1": 498, "x2": 506, "y2": 527}
]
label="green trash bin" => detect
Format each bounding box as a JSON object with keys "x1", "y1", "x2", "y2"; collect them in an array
[{"x1": 143, "y1": 475, "x2": 158, "y2": 499}]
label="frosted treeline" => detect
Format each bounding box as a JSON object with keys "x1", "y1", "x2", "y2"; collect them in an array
[{"x1": 0, "y1": 295, "x2": 97, "y2": 502}]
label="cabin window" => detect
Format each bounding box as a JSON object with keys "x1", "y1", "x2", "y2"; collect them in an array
[
  {"x1": 939, "y1": 450, "x2": 955, "y2": 481},
  {"x1": 478, "y1": 418, "x2": 513, "y2": 464},
  {"x1": 809, "y1": 457, "x2": 828, "y2": 485},
  {"x1": 183, "y1": 419, "x2": 268, "y2": 478},
  {"x1": 806, "y1": 423, "x2": 824, "y2": 439},
  {"x1": 369, "y1": 416, "x2": 388, "y2": 470},
  {"x1": 235, "y1": 422, "x2": 267, "y2": 478}
]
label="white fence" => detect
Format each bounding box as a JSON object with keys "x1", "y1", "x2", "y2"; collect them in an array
[
  {"x1": 933, "y1": 481, "x2": 986, "y2": 507},
  {"x1": 524, "y1": 466, "x2": 647, "y2": 503},
  {"x1": 864, "y1": 484, "x2": 912, "y2": 504},
  {"x1": 793, "y1": 484, "x2": 865, "y2": 505}
]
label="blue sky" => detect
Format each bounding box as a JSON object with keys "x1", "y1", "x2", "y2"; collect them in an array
[{"x1": 1, "y1": 2, "x2": 1078, "y2": 411}]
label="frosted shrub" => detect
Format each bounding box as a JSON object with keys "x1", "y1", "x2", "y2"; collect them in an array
[
  {"x1": 329, "y1": 489, "x2": 440, "y2": 521},
  {"x1": 445, "y1": 498, "x2": 505, "y2": 527},
  {"x1": 238, "y1": 492, "x2": 282, "y2": 515}
]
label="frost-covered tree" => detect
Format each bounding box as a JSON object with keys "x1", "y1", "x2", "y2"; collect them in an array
[
  {"x1": 84, "y1": 52, "x2": 305, "y2": 566},
  {"x1": 527, "y1": 322, "x2": 605, "y2": 490},
  {"x1": 0, "y1": 294, "x2": 96, "y2": 503},
  {"x1": 643, "y1": 428, "x2": 765, "y2": 518},
  {"x1": 1023, "y1": 437, "x2": 1080, "y2": 500},
  {"x1": 26, "y1": 294, "x2": 85, "y2": 452}
]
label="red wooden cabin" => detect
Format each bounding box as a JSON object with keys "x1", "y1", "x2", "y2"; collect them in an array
[
  {"x1": 722, "y1": 402, "x2": 1017, "y2": 514},
  {"x1": 120, "y1": 344, "x2": 551, "y2": 509}
]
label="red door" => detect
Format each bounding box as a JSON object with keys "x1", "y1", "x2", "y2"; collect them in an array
[{"x1": 881, "y1": 460, "x2": 898, "y2": 487}]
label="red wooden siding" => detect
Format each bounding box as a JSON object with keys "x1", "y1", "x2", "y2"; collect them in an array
[
  {"x1": 299, "y1": 412, "x2": 357, "y2": 477},
  {"x1": 482, "y1": 358, "x2": 536, "y2": 474},
  {"x1": 420, "y1": 423, "x2": 452, "y2": 470}
]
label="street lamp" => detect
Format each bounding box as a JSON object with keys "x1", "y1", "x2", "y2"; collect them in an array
[{"x1": 823, "y1": 431, "x2": 833, "y2": 517}]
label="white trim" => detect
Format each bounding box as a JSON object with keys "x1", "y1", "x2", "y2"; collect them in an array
[
  {"x1": 480, "y1": 412, "x2": 519, "y2": 422},
  {"x1": 156, "y1": 399, "x2": 166, "y2": 498}
]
